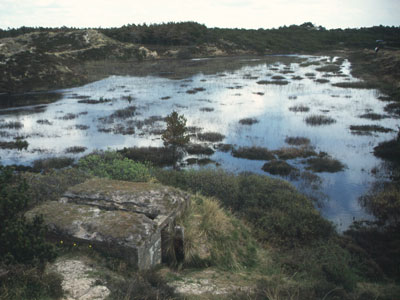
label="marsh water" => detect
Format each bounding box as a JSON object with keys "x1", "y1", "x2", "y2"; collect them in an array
[{"x1": 0, "y1": 55, "x2": 398, "y2": 230}]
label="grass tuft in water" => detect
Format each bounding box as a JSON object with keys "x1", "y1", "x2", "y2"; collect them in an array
[
  {"x1": 262, "y1": 160, "x2": 299, "y2": 177},
  {"x1": 0, "y1": 121, "x2": 23, "y2": 129},
  {"x1": 273, "y1": 147, "x2": 317, "y2": 160},
  {"x1": 65, "y1": 146, "x2": 87, "y2": 154},
  {"x1": 186, "y1": 144, "x2": 215, "y2": 155},
  {"x1": 197, "y1": 132, "x2": 225, "y2": 142},
  {"x1": 257, "y1": 80, "x2": 289, "y2": 85},
  {"x1": 349, "y1": 125, "x2": 394, "y2": 134},
  {"x1": 285, "y1": 136, "x2": 310, "y2": 146},
  {"x1": 359, "y1": 113, "x2": 388, "y2": 120},
  {"x1": 289, "y1": 105, "x2": 310, "y2": 112},
  {"x1": 305, "y1": 153, "x2": 345, "y2": 173},
  {"x1": 232, "y1": 146, "x2": 275, "y2": 160},
  {"x1": 239, "y1": 118, "x2": 259, "y2": 125},
  {"x1": 305, "y1": 115, "x2": 336, "y2": 126}
]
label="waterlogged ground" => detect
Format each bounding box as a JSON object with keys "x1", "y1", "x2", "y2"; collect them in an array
[{"x1": 0, "y1": 55, "x2": 398, "y2": 230}]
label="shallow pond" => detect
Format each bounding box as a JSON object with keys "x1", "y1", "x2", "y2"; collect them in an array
[{"x1": 0, "y1": 55, "x2": 398, "y2": 230}]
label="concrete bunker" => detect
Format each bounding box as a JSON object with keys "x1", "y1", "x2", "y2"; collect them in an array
[{"x1": 26, "y1": 178, "x2": 190, "y2": 270}]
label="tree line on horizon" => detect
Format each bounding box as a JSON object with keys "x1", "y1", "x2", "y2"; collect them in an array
[{"x1": 0, "y1": 21, "x2": 399, "y2": 53}]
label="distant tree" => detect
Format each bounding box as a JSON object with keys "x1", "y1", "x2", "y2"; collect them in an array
[{"x1": 162, "y1": 111, "x2": 190, "y2": 169}]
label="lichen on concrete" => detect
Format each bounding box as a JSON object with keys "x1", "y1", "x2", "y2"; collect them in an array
[{"x1": 27, "y1": 178, "x2": 190, "y2": 270}]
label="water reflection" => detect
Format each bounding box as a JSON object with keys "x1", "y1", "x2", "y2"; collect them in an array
[{"x1": 0, "y1": 56, "x2": 398, "y2": 230}]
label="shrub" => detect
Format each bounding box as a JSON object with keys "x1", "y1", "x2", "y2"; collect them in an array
[
  {"x1": 24, "y1": 168, "x2": 90, "y2": 205},
  {"x1": 119, "y1": 146, "x2": 177, "y2": 167},
  {"x1": 78, "y1": 150, "x2": 151, "y2": 182},
  {"x1": 108, "y1": 269, "x2": 178, "y2": 300},
  {"x1": 0, "y1": 267, "x2": 63, "y2": 300},
  {"x1": 359, "y1": 182, "x2": 400, "y2": 227},
  {"x1": 0, "y1": 166, "x2": 56, "y2": 265},
  {"x1": 32, "y1": 156, "x2": 74, "y2": 172}
]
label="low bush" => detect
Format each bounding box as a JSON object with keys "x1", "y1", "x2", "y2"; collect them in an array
[
  {"x1": 0, "y1": 166, "x2": 57, "y2": 265},
  {"x1": 24, "y1": 168, "x2": 89, "y2": 205},
  {"x1": 108, "y1": 269, "x2": 178, "y2": 300},
  {"x1": 78, "y1": 150, "x2": 152, "y2": 182},
  {"x1": 0, "y1": 266, "x2": 63, "y2": 300},
  {"x1": 32, "y1": 156, "x2": 74, "y2": 172}
]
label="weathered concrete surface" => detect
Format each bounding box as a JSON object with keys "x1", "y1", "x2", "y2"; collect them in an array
[
  {"x1": 27, "y1": 178, "x2": 190, "y2": 269},
  {"x1": 53, "y1": 259, "x2": 110, "y2": 300}
]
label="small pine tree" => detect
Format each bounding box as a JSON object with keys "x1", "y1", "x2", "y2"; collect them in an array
[{"x1": 162, "y1": 111, "x2": 190, "y2": 169}]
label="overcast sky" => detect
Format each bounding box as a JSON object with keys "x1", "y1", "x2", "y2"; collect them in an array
[{"x1": 0, "y1": 0, "x2": 399, "y2": 30}]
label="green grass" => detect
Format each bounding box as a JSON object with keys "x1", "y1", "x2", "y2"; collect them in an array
[{"x1": 118, "y1": 146, "x2": 176, "y2": 167}]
